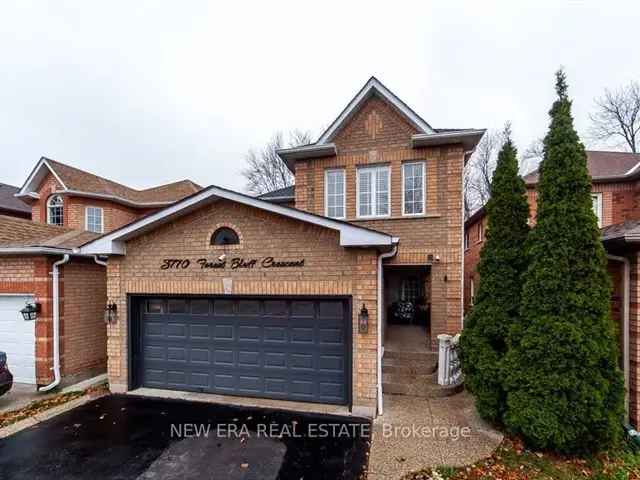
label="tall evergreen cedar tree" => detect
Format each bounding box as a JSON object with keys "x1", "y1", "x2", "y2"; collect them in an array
[
  {"x1": 460, "y1": 127, "x2": 529, "y2": 423},
  {"x1": 504, "y1": 71, "x2": 625, "y2": 452}
]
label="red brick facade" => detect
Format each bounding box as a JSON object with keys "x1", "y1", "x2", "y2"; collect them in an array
[
  {"x1": 294, "y1": 96, "x2": 465, "y2": 345},
  {"x1": 105, "y1": 200, "x2": 380, "y2": 412},
  {"x1": 0, "y1": 256, "x2": 106, "y2": 385}
]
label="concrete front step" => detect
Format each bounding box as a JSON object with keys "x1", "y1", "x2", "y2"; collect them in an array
[
  {"x1": 381, "y1": 371, "x2": 437, "y2": 385},
  {"x1": 382, "y1": 359, "x2": 437, "y2": 375},
  {"x1": 382, "y1": 379, "x2": 464, "y2": 398},
  {"x1": 383, "y1": 350, "x2": 438, "y2": 361}
]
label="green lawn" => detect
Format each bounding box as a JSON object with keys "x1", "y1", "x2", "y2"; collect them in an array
[{"x1": 402, "y1": 437, "x2": 640, "y2": 480}]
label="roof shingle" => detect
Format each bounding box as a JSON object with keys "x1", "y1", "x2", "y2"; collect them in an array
[
  {"x1": 0, "y1": 215, "x2": 99, "y2": 250},
  {"x1": 44, "y1": 158, "x2": 202, "y2": 204}
]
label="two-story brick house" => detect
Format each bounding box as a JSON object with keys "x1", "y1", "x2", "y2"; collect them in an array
[
  {"x1": 464, "y1": 150, "x2": 640, "y2": 427},
  {"x1": 78, "y1": 77, "x2": 483, "y2": 416},
  {"x1": 0, "y1": 158, "x2": 200, "y2": 390}
]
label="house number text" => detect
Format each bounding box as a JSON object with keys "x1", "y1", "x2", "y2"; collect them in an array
[{"x1": 160, "y1": 257, "x2": 305, "y2": 270}]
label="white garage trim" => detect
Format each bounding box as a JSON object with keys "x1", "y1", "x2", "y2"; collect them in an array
[{"x1": 0, "y1": 294, "x2": 36, "y2": 384}]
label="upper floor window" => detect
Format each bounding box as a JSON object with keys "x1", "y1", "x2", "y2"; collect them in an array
[
  {"x1": 591, "y1": 193, "x2": 603, "y2": 227},
  {"x1": 402, "y1": 162, "x2": 425, "y2": 215},
  {"x1": 357, "y1": 165, "x2": 390, "y2": 218},
  {"x1": 464, "y1": 231, "x2": 470, "y2": 250},
  {"x1": 85, "y1": 206, "x2": 104, "y2": 233},
  {"x1": 478, "y1": 222, "x2": 484, "y2": 242},
  {"x1": 211, "y1": 227, "x2": 240, "y2": 245},
  {"x1": 325, "y1": 169, "x2": 345, "y2": 219},
  {"x1": 47, "y1": 195, "x2": 64, "y2": 226}
]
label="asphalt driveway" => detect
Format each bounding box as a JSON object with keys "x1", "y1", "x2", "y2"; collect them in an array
[{"x1": 0, "y1": 394, "x2": 370, "y2": 480}]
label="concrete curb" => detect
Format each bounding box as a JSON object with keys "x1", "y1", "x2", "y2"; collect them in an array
[{"x1": 0, "y1": 393, "x2": 106, "y2": 439}]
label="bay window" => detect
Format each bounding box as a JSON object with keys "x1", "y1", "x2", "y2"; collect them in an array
[{"x1": 357, "y1": 165, "x2": 390, "y2": 218}]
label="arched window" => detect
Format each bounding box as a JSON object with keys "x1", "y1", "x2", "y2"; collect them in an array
[
  {"x1": 211, "y1": 227, "x2": 240, "y2": 246},
  {"x1": 47, "y1": 195, "x2": 64, "y2": 226}
]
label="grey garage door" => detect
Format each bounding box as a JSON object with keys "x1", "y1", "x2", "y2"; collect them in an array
[{"x1": 136, "y1": 296, "x2": 351, "y2": 405}]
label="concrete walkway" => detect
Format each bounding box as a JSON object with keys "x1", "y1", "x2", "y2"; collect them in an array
[{"x1": 368, "y1": 392, "x2": 503, "y2": 479}]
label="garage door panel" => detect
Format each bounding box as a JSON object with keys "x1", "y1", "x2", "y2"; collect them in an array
[{"x1": 139, "y1": 296, "x2": 350, "y2": 405}]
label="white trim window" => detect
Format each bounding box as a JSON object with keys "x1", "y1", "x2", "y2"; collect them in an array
[
  {"x1": 591, "y1": 193, "x2": 603, "y2": 227},
  {"x1": 402, "y1": 162, "x2": 425, "y2": 215},
  {"x1": 325, "y1": 169, "x2": 346, "y2": 219},
  {"x1": 464, "y1": 231, "x2": 470, "y2": 250},
  {"x1": 357, "y1": 165, "x2": 390, "y2": 218},
  {"x1": 85, "y1": 206, "x2": 104, "y2": 233},
  {"x1": 47, "y1": 195, "x2": 64, "y2": 226},
  {"x1": 478, "y1": 222, "x2": 484, "y2": 242}
]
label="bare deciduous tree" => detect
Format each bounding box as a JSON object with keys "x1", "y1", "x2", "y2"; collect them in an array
[
  {"x1": 520, "y1": 138, "x2": 544, "y2": 175},
  {"x1": 464, "y1": 129, "x2": 504, "y2": 217},
  {"x1": 242, "y1": 130, "x2": 313, "y2": 195},
  {"x1": 589, "y1": 81, "x2": 640, "y2": 153},
  {"x1": 464, "y1": 126, "x2": 537, "y2": 218}
]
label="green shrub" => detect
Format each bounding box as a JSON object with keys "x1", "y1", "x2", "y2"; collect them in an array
[
  {"x1": 460, "y1": 127, "x2": 529, "y2": 423},
  {"x1": 504, "y1": 70, "x2": 625, "y2": 453}
]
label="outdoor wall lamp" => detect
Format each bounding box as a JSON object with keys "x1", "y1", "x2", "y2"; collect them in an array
[
  {"x1": 358, "y1": 303, "x2": 369, "y2": 334},
  {"x1": 104, "y1": 302, "x2": 118, "y2": 324},
  {"x1": 20, "y1": 302, "x2": 40, "y2": 321}
]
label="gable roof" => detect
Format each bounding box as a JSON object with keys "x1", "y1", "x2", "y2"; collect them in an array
[
  {"x1": 316, "y1": 76, "x2": 435, "y2": 144},
  {"x1": 276, "y1": 76, "x2": 485, "y2": 171},
  {"x1": 258, "y1": 185, "x2": 295, "y2": 203},
  {"x1": 16, "y1": 157, "x2": 202, "y2": 207},
  {"x1": 523, "y1": 150, "x2": 640, "y2": 185},
  {"x1": 0, "y1": 214, "x2": 99, "y2": 254},
  {"x1": 0, "y1": 183, "x2": 30, "y2": 215},
  {"x1": 79, "y1": 184, "x2": 398, "y2": 255}
]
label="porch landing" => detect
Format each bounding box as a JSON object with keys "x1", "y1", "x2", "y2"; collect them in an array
[{"x1": 385, "y1": 325, "x2": 432, "y2": 353}]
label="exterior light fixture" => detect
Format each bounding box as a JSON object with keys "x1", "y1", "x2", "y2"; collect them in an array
[
  {"x1": 104, "y1": 302, "x2": 118, "y2": 324},
  {"x1": 358, "y1": 303, "x2": 369, "y2": 334},
  {"x1": 20, "y1": 302, "x2": 40, "y2": 321}
]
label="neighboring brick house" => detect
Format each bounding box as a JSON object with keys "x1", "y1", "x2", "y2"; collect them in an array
[
  {"x1": 0, "y1": 158, "x2": 200, "y2": 390},
  {"x1": 80, "y1": 77, "x2": 484, "y2": 417},
  {"x1": 0, "y1": 183, "x2": 30, "y2": 219},
  {"x1": 463, "y1": 150, "x2": 640, "y2": 427}
]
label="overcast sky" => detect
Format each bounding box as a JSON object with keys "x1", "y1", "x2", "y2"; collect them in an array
[{"x1": 1, "y1": 1, "x2": 638, "y2": 192}]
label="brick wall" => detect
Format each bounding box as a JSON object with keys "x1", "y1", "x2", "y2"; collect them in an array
[
  {"x1": 294, "y1": 95, "x2": 465, "y2": 344},
  {"x1": 61, "y1": 259, "x2": 107, "y2": 379},
  {"x1": 106, "y1": 200, "x2": 380, "y2": 411},
  {"x1": 0, "y1": 255, "x2": 107, "y2": 385},
  {"x1": 463, "y1": 216, "x2": 486, "y2": 313}
]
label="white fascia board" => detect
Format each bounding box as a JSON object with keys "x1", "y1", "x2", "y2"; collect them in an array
[
  {"x1": 16, "y1": 158, "x2": 68, "y2": 197},
  {"x1": 79, "y1": 186, "x2": 396, "y2": 255},
  {"x1": 317, "y1": 77, "x2": 434, "y2": 145},
  {"x1": 625, "y1": 161, "x2": 640, "y2": 176},
  {"x1": 0, "y1": 246, "x2": 75, "y2": 256},
  {"x1": 276, "y1": 144, "x2": 337, "y2": 172},
  {"x1": 411, "y1": 130, "x2": 486, "y2": 150}
]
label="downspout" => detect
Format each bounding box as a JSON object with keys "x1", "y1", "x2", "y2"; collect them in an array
[
  {"x1": 93, "y1": 255, "x2": 108, "y2": 267},
  {"x1": 607, "y1": 254, "x2": 630, "y2": 424},
  {"x1": 377, "y1": 245, "x2": 398, "y2": 416},
  {"x1": 39, "y1": 254, "x2": 70, "y2": 392}
]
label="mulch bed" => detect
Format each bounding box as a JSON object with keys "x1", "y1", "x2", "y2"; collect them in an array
[{"x1": 0, "y1": 383, "x2": 109, "y2": 429}]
